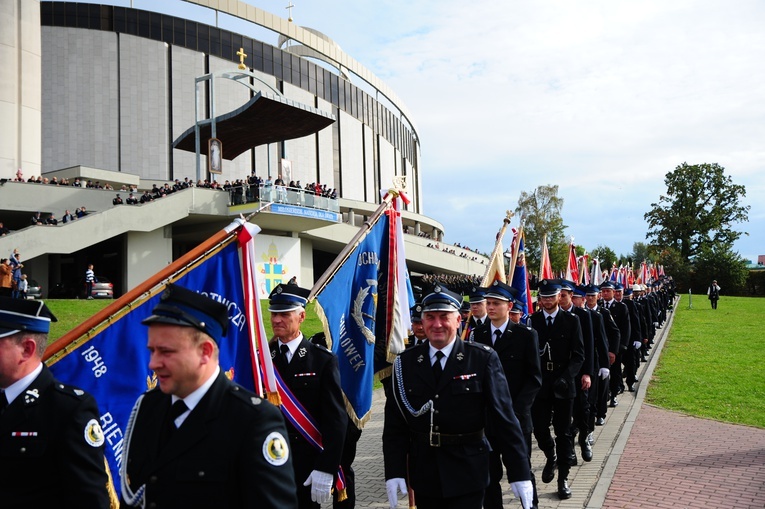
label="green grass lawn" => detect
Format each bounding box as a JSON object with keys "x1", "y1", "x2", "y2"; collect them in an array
[{"x1": 647, "y1": 295, "x2": 765, "y2": 428}]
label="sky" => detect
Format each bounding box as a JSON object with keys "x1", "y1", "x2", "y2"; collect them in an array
[{"x1": 115, "y1": 0, "x2": 765, "y2": 263}]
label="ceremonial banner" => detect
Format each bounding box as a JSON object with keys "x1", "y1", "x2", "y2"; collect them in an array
[
  {"x1": 510, "y1": 234, "x2": 532, "y2": 321},
  {"x1": 540, "y1": 234, "x2": 554, "y2": 280},
  {"x1": 44, "y1": 220, "x2": 264, "y2": 497},
  {"x1": 565, "y1": 241, "x2": 579, "y2": 284},
  {"x1": 315, "y1": 215, "x2": 389, "y2": 426}
]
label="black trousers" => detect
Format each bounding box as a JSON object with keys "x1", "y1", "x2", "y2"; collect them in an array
[
  {"x1": 416, "y1": 489, "x2": 485, "y2": 509},
  {"x1": 623, "y1": 347, "x2": 639, "y2": 386},
  {"x1": 485, "y1": 432, "x2": 537, "y2": 509},
  {"x1": 596, "y1": 374, "x2": 610, "y2": 419},
  {"x1": 333, "y1": 422, "x2": 362, "y2": 509},
  {"x1": 532, "y1": 396, "x2": 575, "y2": 476},
  {"x1": 609, "y1": 352, "x2": 624, "y2": 396}
]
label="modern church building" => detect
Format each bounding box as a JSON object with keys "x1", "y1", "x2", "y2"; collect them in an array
[{"x1": 0, "y1": 0, "x2": 485, "y2": 297}]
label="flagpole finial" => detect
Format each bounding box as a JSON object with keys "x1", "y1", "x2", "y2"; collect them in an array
[
  {"x1": 569, "y1": 235, "x2": 575, "y2": 244},
  {"x1": 391, "y1": 176, "x2": 407, "y2": 193},
  {"x1": 504, "y1": 210, "x2": 514, "y2": 224}
]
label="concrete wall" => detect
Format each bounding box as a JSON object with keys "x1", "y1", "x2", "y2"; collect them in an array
[
  {"x1": 1, "y1": 0, "x2": 42, "y2": 179},
  {"x1": 42, "y1": 27, "x2": 119, "y2": 173},
  {"x1": 126, "y1": 228, "x2": 173, "y2": 290}
]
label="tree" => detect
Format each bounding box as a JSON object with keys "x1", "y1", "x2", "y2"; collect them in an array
[
  {"x1": 644, "y1": 163, "x2": 750, "y2": 260},
  {"x1": 691, "y1": 244, "x2": 749, "y2": 295},
  {"x1": 590, "y1": 245, "x2": 617, "y2": 273},
  {"x1": 630, "y1": 242, "x2": 651, "y2": 265},
  {"x1": 515, "y1": 185, "x2": 566, "y2": 274}
]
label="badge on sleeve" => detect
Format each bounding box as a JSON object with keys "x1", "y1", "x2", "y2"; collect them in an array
[
  {"x1": 84, "y1": 419, "x2": 105, "y2": 447},
  {"x1": 263, "y1": 431, "x2": 290, "y2": 466}
]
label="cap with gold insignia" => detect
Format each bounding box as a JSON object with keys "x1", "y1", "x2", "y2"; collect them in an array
[
  {"x1": 0, "y1": 296, "x2": 57, "y2": 338},
  {"x1": 268, "y1": 284, "x2": 310, "y2": 312},
  {"x1": 141, "y1": 284, "x2": 229, "y2": 343}
]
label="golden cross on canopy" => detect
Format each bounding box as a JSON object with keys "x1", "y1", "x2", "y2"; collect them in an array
[
  {"x1": 236, "y1": 47, "x2": 247, "y2": 70},
  {"x1": 286, "y1": 2, "x2": 295, "y2": 22}
]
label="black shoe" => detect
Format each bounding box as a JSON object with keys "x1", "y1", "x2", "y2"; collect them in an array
[
  {"x1": 641, "y1": 356, "x2": 648, "y2": 362},
  {"x1": 628, "y1": 384, "x2": 636, "y2": 392},
  {"x1": 595, "y1": 417, "x2": 605, "y2": 426},
  {"x1": 609, "y1": 398, "x2": 618, "y2": 407},
  {"x1": 542, "y1": 457, "x2": 556, "y2": 483},
  {"x1": 580, "y1": 440, "x2": 593, "y2": 462},
  {"x1": 617, "y1": 386, "x2": 625, "y2": 394},
  {"x1": 557, "y1": 479, "x2": 572, "y2": 499}
]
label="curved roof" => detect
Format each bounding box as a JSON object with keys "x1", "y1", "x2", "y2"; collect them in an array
[
  {"x1": 172, "y1": 91, "x2": 335, "y2": 159},
  {"x1": 183, "y1": 0, "x2": 419, "y2": 141}
]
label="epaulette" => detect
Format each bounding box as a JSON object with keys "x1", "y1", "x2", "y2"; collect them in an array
[
  {"x1": 229, "y1": 384, "x2": 264, "y2": 407},
  {"x1": 464, "y1": 341, "x2": 492, "y2": 352},
  {"x1": 312, "y1": 342, "x2": 333, "y2": 355},
  {"x1": 54, "y1": 382, "x2": 88, "y2": 399}
]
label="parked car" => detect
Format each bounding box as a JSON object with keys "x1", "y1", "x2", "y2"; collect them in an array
[
  {"x1": 49, "y1": 276, "x2": 115, "y2": 299},
  {"x1": 81, "y1": 276, "x2": 114, "y2": 299},
  {"x1": 26, "y1": 279, "x2": 42, "y2": 299}
]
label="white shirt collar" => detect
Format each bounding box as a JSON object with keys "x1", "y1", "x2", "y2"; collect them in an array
[
  {"x1": 543, "y1": 308, "x2": 559, "y2": 320},
  {"x1": 278, "y1": 333, "x2": 304, "y2": 361},
  {"x1": 2, "y1": 362, "x2": 43, "y2": 405},
  {"x1": 491, "y1": 319, "x2": 510, "y2": 337},
  {"x1": 171, "y1": 365, "x2": 220, "y2": 427},
  {"x1": 429, "y1": 338, "x2": 457, "y2": 366}
]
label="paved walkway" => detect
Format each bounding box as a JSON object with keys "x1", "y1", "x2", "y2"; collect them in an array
[{"x1": 345, "y1": 301, "x2": 765, "y2": 508}]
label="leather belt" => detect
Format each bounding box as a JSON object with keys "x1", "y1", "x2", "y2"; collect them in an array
[
  {"x1": 414, "y1": 429, "x2": 485, "y2": 447},
  {"x1": 545, "y1": 362, "x2": 566, "y2": 372}
]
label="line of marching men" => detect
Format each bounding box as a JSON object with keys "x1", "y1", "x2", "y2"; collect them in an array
[
  {"x1": 400, "y1": 276, "x2": 674, "y2": 508},
  {"x1": 1, "y1": 275, "x2": 672, "y2": 509}
]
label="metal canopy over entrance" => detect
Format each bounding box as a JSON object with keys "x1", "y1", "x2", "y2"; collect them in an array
[{"x1": 171, "y1": 69, "x2": 335, "y2": 180}]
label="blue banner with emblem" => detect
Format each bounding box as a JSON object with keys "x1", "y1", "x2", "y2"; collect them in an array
[
  {"x1": 511, "y1": 235, "x2": 531, "y2": 323},
  {"x1": 46, "y1": 239, "x2": 255, "y2": 496},
  {"x1": 314, "y1": 215, "x2": 389, "y2": 427}
]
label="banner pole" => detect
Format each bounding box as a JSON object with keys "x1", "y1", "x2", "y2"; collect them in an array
[{"x1": 44, "y1": 203, "x2": 273, "y2": 362}]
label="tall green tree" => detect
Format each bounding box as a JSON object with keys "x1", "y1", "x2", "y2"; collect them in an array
[
  {"x1": 515, "y1": 185, "x2": 566, "y2": 274},
  {"x1": 644, "y1": 163, "x2": 750, "y2": 260},
  {"x1": 630, "y1": 242, "x2": 652, "y2": 265},
  {"x1": 691, "y1": 244, "x2": 749, "y2": 295},
  {"x1": 590, "y1": 245, "x2": 617, "y2": 273}
]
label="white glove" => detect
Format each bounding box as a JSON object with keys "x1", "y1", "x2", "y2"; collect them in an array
[
  {"x1": 598, "y1": 367, "x2": 610, "y2": 380},
  {"x1": 511, "y1": 480, "x2": 534, "y2": 509},
  {"x1": 386, "y1": 478, "x2": 407, "y2": 508},
  {"x1": 303, "y1": 470, "x2": 334, "y2": 504},
  {"x1": 633, "y1": 341, "x2": 642, "y2": 349}
]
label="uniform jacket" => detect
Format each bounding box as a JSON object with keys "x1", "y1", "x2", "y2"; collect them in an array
[
  {"x1": 0, "y1": 365, "x2": 111, "y2": 508},
  {"x1": 530, "y1": 309, "x2": 585, "y2": 399},
  {"x1": 269, "y1": 337, "x2": 347, "y2": 480},
  {"x1": 473, "y1": 322, "x2": 541, "y2": 434},
  {"x1": 602, "y1": 300, "x2": 631, "y2": 351},
  {"x1": 122, "y1": 371, "x2": 297, "y2": 508},
  {"x1": 586, "y1": 307, "x2": 611, "y2": 371},
  {"x1": 561, "y1": 305, "x2": 595, "y2": 378},
  {"x1": 383, "y1": 339, "x2": 530, "y2": 498},
  {"x1": 621, "y1": 298, "x2": 644, "y2": 343},
  {"x1": 589, "y1": 305, "x2": 621, "y2": 355}
]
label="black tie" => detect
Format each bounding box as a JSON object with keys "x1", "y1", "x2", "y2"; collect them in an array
[
  {"x1": 547, "y1": 316, "x2": 554, "y2": 329},
  {"x1": 280, "y1": 344, "x2": 290, "y2": 364},
  {"x1": 476, "y1": 319, "x2": 482, "y2": 327},
  {"x1": 433, "y1": 351, "x2": 445, "y2": 382},
  {"x1": 493, "y1": 329, "x2": 502, "y2": 346},
  {"x1": 0, "y1": 390, "x2": 8, "y2": 415},
  {"x1": 160, "y1": 399, "x2": 188, "y2": 449}
]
